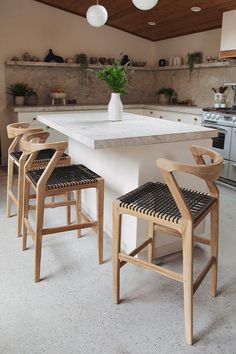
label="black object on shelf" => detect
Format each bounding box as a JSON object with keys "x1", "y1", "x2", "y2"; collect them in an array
[
  {"x1": 121, "y1": 55, "x2": 130, "y2": 66},
  {"x1": 44, "y1": 49, "x2": 64, "y2": 63},
  {"x1": 25, "y1": 89, "x2": 38, "y2": 106},
  {"x1": 159, "y1": 59, "x2": 166, "y2": 67}
]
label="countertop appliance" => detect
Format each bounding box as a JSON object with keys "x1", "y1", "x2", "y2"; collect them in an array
[{"x1": 202, "y1": 108, "x2": 236, "y2": 185}]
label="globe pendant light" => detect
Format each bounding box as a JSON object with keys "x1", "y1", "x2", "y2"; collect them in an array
[
  {"x1": 86, "y1": 1, "x2": 108, "y2": 27},
  {"x1": 132, "y1": 0, "x2": 159, "y2": 10}
]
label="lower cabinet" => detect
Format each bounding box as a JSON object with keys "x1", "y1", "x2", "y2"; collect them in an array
[{"x1": 142, "y1": 109, "x2": 202, "y2": 126}]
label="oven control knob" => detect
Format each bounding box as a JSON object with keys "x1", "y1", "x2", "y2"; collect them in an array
[
  {"x1": 211, "y1": 114, "x2": 215, "y2": 118},
  {"x1": 206, "y1": 113, "x2": 211, "y2": 118},
  {"x1": 216, "y1": 115, "x2": 220, "y2": 120}
]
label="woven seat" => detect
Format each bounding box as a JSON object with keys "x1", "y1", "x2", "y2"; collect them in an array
[
  {"x1": 6, "y1": 123, "x2": 71, "y2": 238},
  {"x1": 10, "y1": 149, "x2": 69, "y2": 163},
  {"x1": 21, "y1": 134, "x2": 104, "y2": 282},
  {"x1": 27, "y1": 164, "x2": 101, "y2": 190},
  {"x1": 113, "y1": 145, "x2": 224, "y2": 345},
  {"x1": 119, "y1": 181, "x2": 216, "y2": 224}
]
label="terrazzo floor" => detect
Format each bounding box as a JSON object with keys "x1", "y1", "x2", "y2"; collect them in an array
[{"x1": 0, "y1": 167, "x2": 235, "y2": 354}]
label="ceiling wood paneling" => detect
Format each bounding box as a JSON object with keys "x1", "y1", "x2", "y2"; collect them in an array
[{"x1": 34, "y1": 0, "x2": 236, "y2": 41}]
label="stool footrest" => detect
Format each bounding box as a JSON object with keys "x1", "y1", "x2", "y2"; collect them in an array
[
  {"x1": 193, "y1": 257, "x2": 216, "y2": 294},
  {"x1": 119, "y1": 253, "x2": 183, "y2": 282},
  {"x1": 42, "y1": 221, "x2": 98, "y2": 236},
  {"x1": 9, "y1": 191, "x2": 17, "y2": 206},
  {"x1": 120, "y1": 238, "x2": 152, "y2": 268}
]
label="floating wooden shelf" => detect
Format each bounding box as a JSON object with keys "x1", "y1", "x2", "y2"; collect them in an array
[
  {"x1": 5, "y1": 60, "x2": 154, "y2": 71},
  {"x1": 5, "y1": 60, "x2": 236, "y2": 71}
]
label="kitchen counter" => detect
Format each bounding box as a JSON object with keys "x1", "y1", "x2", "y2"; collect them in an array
[
  {"x1": 13, "y1": 103, "x2": 203, "y2": 115},
  {"x1": 37, "y1": 112, "x2": 214, "y2": 149},
  {"x1": 37, "y1": 111, "x2": 216, "y2": 258}
]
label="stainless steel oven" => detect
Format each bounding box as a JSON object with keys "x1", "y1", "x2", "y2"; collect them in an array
[
  {"x1": 203, "y1": 122, "x2": 232, "y2": 160},
  {"x1": 202, "y1": 109, "x2": 236, "y2": 184}
]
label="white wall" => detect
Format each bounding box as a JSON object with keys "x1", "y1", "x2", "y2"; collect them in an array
[
  {"x1": 154, "y1": 28, "x2": 222, "y2": 64},
  {"x1": 0, "y1": 0, "x2": 154, "y2": 165}
]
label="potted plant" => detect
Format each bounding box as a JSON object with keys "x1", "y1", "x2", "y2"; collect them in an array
[
  {"x1": 7, "y1": 82, "x2": 30, "y2": 106},
  {"x1": 156, "y1": 88, "x2": 175, "y2": 104},
  {"x1": 187, "y1": 51, "x2": 203, "y2": 72},
  {"x1": 97, "y1": 63, "x2": 128, "y2": 121}
]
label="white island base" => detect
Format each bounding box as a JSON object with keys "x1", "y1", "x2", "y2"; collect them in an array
[
  {"x1": 69, "y1": 137, "x2": 211, "y2": 257},
  {"x1": 37, "y1": 112, "x2": 216, "y2": 258}
]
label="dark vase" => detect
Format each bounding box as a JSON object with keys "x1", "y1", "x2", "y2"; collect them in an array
[
  {"x1": 44, "y1": 49, "x2": 64, "y2": 63},
  {"x1": 121, "y1": 55, "x2": 130, "y2": 66},
  {"x1": 25, "y1": 89, "x2": 38, "y2": 106}
]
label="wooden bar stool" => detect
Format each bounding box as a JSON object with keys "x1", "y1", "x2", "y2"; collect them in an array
[
  {"x1": 21, "y1": 132, "x2": 104, "y2": 283},
  {"x1": 6, "y1": 122, "x2": 71, "y2": 237},
  {"x1": 112, "y1": 145, "x2": 223, "y2": 345}
]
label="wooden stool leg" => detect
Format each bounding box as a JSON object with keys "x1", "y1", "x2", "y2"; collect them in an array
[
  {"x1": 22, "y1": 178, "x2": 30, "y2": 251},
  {"x1": 35, "y1": 193, "x2": 45, "y2": 283},
  {"x1": 66, "y1": 192, "x2": 71, "y2": 226},
  {"x1": 112, "y1": 202, "x2": 122, "y2": 304},
  {"x1": 17, "y1": 161, "x2": 24, "y2": 237},
  {"x1": 75, "y1": 190, "x2": 81, "y2": 238},
  {"x1": 182, "y1": 222, "x2": 193, "y2": 345},
  {"x1": 148, "y1": 222, "x2": 155, "y2": 263},
  {"x1": 6, "y1": 157, "x2": 14, "y2": 218},
  {"x1": 210, "y1": 201, "x2": 219, "y2": 297},
  {"x1": 96, "y1": 179, "x2": 104, "y2": 264}
]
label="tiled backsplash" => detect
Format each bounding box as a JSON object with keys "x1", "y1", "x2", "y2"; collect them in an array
[
  {"x1": 5, "y1": 66, "x2": 156, "y2": 106},
  {"x1": 5, "y1": 65, "x2": 236, "y2": 107}
]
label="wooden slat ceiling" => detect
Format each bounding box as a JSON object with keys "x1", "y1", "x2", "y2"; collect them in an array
[{"x1": 34, "y1": 0, "x2": 236, "y2": 41}]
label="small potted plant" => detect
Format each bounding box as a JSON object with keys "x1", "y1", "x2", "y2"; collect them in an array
[
  {"x1": 97, "y1": 63, "x2": 129, "y2": 121},
  {"x1": 156, "y1": 88, "x2": 175, "y2": 105},
  {"x1": 7, "y1": 82, "x2": 30, "y2": 106},
  {"x1": 187, "y1": 51, "x2": 203, "y2": 72}
]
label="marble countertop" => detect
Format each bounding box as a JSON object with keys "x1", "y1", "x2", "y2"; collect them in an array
[
  {"x1": 37, "y1": 111, "x2": 216, "y2": 149},
  {"x1": 13, "y1": 103, "x2": 203, "y2": 115}
]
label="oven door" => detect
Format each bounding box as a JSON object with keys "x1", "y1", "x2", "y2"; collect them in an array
[{"x1": 203, "y1": 123, "x2": 232, "y2": 160}]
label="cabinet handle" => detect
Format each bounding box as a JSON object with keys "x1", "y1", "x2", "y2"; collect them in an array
[
  {"x1": 150, "y1": 111, "x2": 153, "y2": 114},
  {"x1": 159, "y1": 116, "x2": 163, "y2": 119},
  {"x1": 194, "y1": 118, "x2": 198, "y2": 121},
  {"x1": 177, "y1": 118, "x2": 181, "y2": 122},
  {"x1": 46, "y1": 126, "x2": 50, "y2": 129},
  {"x1": 33, "y1": 117, "x2": 36, "y2": 121}
]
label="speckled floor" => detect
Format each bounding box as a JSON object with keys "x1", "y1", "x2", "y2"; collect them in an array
[{"x1": 0, "y1": 167, "x2": 235, "y2": 354}]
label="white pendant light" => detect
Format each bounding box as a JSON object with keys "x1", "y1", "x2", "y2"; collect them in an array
[
  {"x1": 86, "y1": 1, "x2": 108, "y2": 27},
  {"x1": 132, "y1": 0, "x2": 159, "y2": 10}
]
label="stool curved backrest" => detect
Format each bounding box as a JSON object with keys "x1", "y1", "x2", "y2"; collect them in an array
[
  {"x1": 7, "y1": 122, "x2": 44, "y2": 154},
  {"x1": 157, "y1": 145, "x2": 223, "y2": 222},
  {"x1": 20, "y1": 132, "x2": 68, "y2": 189}
]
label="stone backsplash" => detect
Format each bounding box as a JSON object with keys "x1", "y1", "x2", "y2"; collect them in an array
[
  {"x1": 155, "y1": 66, "x2": 236, "y2": 107},
  {"x1": 5, "y1": 66, "x2": 157, "y2": 106},
  {"x1": 5, "y1": 64, "x2": 236, "y2": 108}
]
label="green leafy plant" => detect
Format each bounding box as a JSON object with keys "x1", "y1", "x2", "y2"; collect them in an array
[
  {"x1": 96, "y1": 64, "x2": 128, "y2": 95},
  {"x1": 156, "y1": 88, "x2": 175, "y2": 97},
  {"x1": 7, "y1": 82, "x2": 30, "y2": 96},
  {"x1": 187, "y1": 51, "x2": 203, "y2": 72}
]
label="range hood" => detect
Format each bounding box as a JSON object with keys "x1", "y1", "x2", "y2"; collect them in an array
[{"x1": 220, "y1": 10, "x2": 236, "y2": 59}]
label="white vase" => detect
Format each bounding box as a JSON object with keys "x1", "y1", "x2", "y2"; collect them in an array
[
  {"x1": 14, "y1": 96, "x2": 25, "y2": 106},
  {"x1": 108, "y1": 93, "x2": 123, "y2": 121}
]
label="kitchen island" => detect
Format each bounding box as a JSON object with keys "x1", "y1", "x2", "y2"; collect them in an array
[{"x1": 37, "y1": 112, "x2": 217, "y2": 257}]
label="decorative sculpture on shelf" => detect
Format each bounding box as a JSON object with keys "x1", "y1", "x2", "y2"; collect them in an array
[{"x1": 44, "y1": 49, "x2": 64, "y2": 63}]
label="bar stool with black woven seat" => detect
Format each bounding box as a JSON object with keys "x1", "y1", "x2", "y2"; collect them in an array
[
  {"x1": 6, "y1": 122, "x2": 71, "y2": 237},
  {"x1": 21, "y1": 132, "x2": 104, "y2": 283},
  {"x1": 112, "y1": 145, "x2": 223, "y2": 345}
]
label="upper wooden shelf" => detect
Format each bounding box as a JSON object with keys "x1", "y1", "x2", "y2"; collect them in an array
[
  {"x1": 5, "y1": 60, "x2": 154, "y2": 71},
  {"x1": 5, "y1": 60, "x2": 236, "y2": 71}
]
